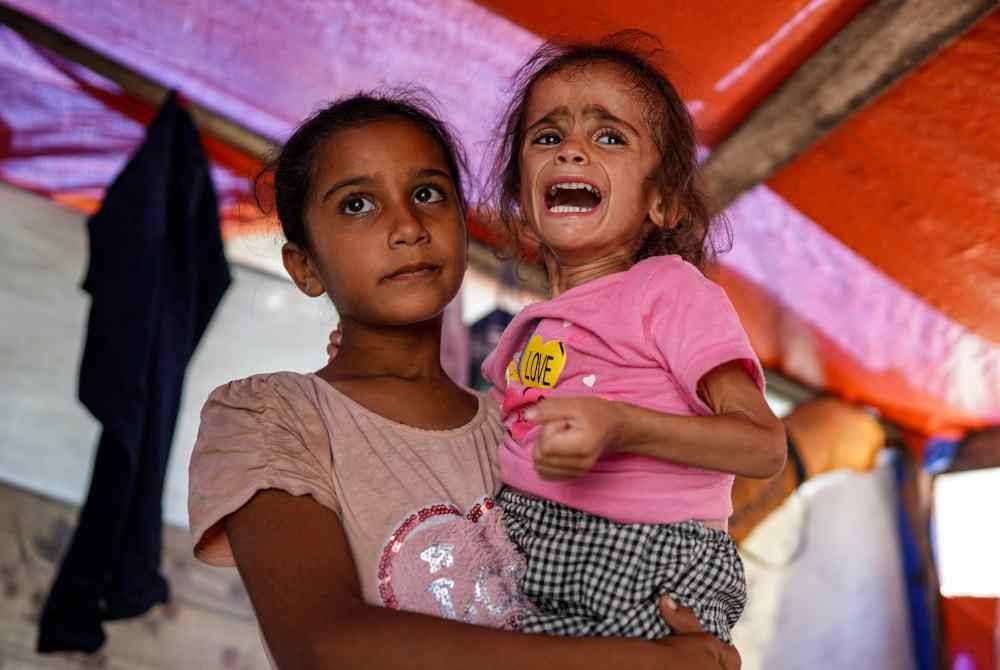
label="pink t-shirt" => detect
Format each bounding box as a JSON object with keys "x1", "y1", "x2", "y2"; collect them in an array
[{"x1": 482, "y1": 255, "x2": 765, "y2": 524}]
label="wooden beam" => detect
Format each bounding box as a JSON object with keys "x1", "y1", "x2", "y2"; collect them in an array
[{"x1": 701, "y1": 0, "x2": 999, "y2": 210}]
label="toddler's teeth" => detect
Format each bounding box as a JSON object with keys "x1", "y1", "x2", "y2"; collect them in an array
[{"x1": 549, "y1": 205, "x2": 595, "y2": 213}]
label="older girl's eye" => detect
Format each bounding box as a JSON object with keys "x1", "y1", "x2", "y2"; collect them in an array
[
  {"x1": 595, "y1": 129, "x2": 626, "y2": 146},
  {"x1": 413, "y1": 185, "x2": 445, "y2": 204},
  {"x1": 342, "y1": 195, "x2": 376, "y2": 215},
  {"x1": 533, "y1": 131, "x2": 561, "y2": 146}
]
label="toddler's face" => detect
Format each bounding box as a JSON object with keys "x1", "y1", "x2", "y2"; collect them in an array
[
  {"x1": 289, "y1": 119, "x2": 466, "y2": 327},
  {"x1": 518, "y1": 63, "x2": 665, "y2": 267}
]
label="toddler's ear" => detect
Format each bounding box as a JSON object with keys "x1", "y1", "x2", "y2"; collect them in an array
[
  {"x1": 282, "y1": 242, "x2": 326, "y2": 298},
  {"x1": 646, "y1": 189, "x2": 681, "y2": 230}
]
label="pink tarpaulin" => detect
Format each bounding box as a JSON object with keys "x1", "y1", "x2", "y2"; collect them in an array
[
  {"x1": 4, "y1": 0, "x2": 540, "y2": 169},
  {"x1": 0, "y1": 27, "x2": 247, "y2": 206}
]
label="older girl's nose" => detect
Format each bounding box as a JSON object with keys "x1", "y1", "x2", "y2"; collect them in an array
[{"x1": 388, "y1": 208, "x2": 431, "y2": 247}]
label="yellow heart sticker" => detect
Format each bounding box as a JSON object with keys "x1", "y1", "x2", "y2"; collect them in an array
[{"x1": 518, "y1": 335, "x2": 567, "y2": 389}]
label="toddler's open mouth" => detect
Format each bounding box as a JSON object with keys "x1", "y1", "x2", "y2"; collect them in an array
[{"x1": 544, "y1": 181, "x2": 602, "y2": 214}]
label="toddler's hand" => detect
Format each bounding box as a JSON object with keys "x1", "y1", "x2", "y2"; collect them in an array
[
  {"x1": 523, "y1": 397, "x2": 624, "y2": 480},
  {"x1": 327, "y1": 328, "x2": 342, "y2": 363}
]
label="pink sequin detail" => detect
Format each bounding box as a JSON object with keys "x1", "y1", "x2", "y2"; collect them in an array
[
  {"x1": 376, "y1": 496, "x2": 526, "y2": 630},
  {"x1": 466, "y1": 498, "x2": 494, "y2": 523},
  {"x1": 378, "y1": 503, "x2": 462, "y2": 610}
]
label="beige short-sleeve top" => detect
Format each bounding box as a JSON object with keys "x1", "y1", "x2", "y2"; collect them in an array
[{"x1": 188, "y1": 372, "x2": 524, "y2": 627}]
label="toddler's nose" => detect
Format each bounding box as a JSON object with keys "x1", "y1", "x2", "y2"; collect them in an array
[{"x1": 556, "y1": 138, "x2": 589, "y2": 165}]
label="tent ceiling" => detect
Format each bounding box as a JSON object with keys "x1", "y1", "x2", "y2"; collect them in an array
[{"x1": 0, "y1": 0, "x2": 997, "y2": 434}]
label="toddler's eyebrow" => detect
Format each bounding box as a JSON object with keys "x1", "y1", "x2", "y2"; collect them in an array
[
  {"x1": 525, "y1": 104, "x2": 640, "y2": 136},
  {"x1": 526, "y1": 106, "x2": 571, "y2": 133},
  {"x1": 583, "y1": 104, "x2": 641, "y2": 136}
]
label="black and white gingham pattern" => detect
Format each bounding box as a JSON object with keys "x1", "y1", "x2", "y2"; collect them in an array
[{"x1": 498, "y1": 488, "x2": 746, "y2": 643}]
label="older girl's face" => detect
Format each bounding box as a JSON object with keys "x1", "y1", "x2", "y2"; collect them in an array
[
  {"x1": 518, "y1": 63, "x2": 666, "y2": 266},
  {"x1": 284, "y1": 119, "x2": 467, "y2": 327}
]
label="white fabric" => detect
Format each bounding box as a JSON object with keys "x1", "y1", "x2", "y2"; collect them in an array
[{"x1": 732, "y1": 460, "x2": 916, "y2": 670}]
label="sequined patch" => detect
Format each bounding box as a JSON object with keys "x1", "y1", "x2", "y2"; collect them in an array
[
  {"x1": 377, "y1": 497, "x2": 525, "y2": 629},
  {"x1": 420, "y1": 543, "x2": 455, "y2": 574}
]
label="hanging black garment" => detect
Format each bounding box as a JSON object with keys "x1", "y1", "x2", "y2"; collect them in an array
[{"x1": 37, "y1": 92, "x2": 231, "y2": 653}]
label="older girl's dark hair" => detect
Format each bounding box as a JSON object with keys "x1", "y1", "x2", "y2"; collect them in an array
[
  {"x1": 488, "y1": 31, "x2": 729, "y2": 271},
  {"x1": 259, "y1": 89, "x2": 470, "y2": 249}
]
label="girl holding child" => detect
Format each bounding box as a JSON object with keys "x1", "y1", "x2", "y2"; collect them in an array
[{"x1": 190, "y1": 32, "x2": 780, "y2": 669}]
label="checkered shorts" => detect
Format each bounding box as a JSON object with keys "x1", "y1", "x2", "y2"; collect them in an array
[{"x1": 498, "y1": 487, "x2": 746, "y2": 643}]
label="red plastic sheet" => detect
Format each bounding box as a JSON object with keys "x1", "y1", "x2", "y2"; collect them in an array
[{"x1": 943, "y1": 597, "x2": 998, "y2": 670}]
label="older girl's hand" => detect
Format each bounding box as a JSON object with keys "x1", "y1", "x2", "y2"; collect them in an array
[
  {"x1": 659, "y1": 594, "x2": 706, "y2": 634},
  {"x1": 657, "y1": 596, "x2": 741, "y2": 669},
  {"x1": 654, "y1": 634, "x2": 741, "y2": 670}
]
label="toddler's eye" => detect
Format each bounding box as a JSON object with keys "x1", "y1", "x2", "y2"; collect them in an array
[
  {"x1": 533, "y1": 131, "x2": 561, "y2": 146},
  {"x1": 342, "y1": 195, "x2": 375, "y2": 215},
  {"x1": 413, "y1": 185, "x2": 445, "y2": 204},
  {"x1": 595, "y1": 129, "x2": 626, "y2": 146}
]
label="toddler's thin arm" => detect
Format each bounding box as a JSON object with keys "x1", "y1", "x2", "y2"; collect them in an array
[{"x1": 527, "y1": 361, "x2": 785, "y2": 480}]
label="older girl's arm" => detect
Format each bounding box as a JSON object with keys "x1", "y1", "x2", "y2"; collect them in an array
[{"x1": 226, "y1": 489, "x2": 739, "y2": 670}]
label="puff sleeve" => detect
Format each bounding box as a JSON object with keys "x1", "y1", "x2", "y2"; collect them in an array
[{"x1": 188, "y1": 373, "x2": 339, "y2": 566}]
